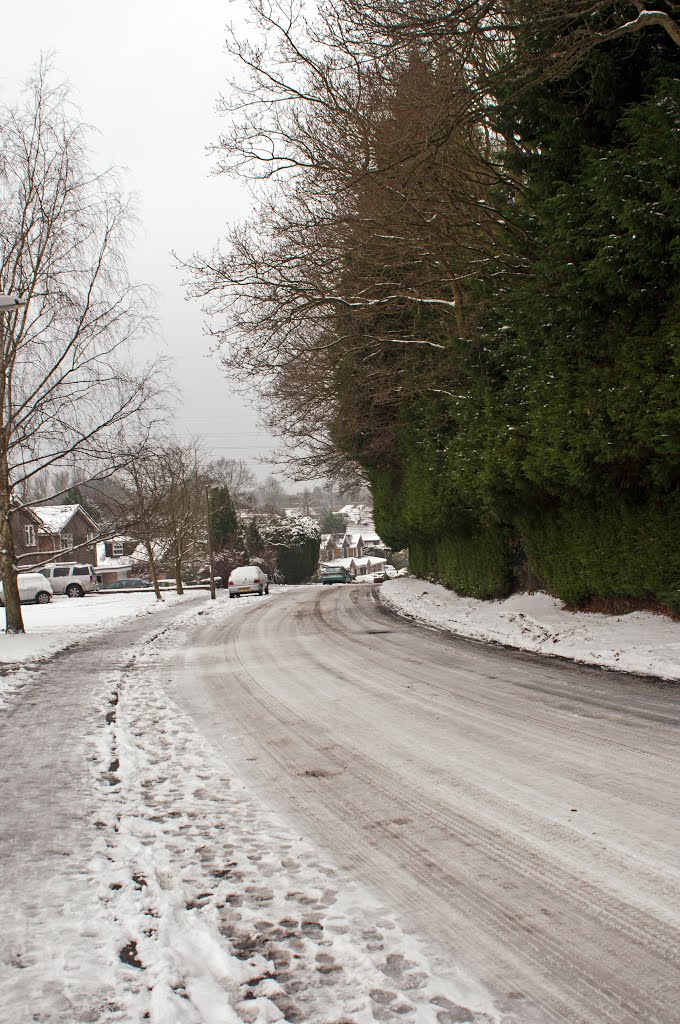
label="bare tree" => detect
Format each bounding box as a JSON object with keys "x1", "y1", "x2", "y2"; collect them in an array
[
  {"x1": 105, "y1": 439, "x2": 172, "y2": 602},
  {"x1": 159, "y1": 441, "x2": 208, "y2": 593},
  {"x1": 257, "y1": 474, "x2": 289, "y2": 513},
  {"x1": 206, "y1": 456, "x2": 257, "y2": 508},
  {"x1": 338, "y1": 2, "x2": 680, "y2": 77},
  {"x1": 189, "y1": 1, "x2": 680, "y2": 486},
  {"x1": 508, "y1": 1, "x2": 680, "y2": 77},
  {"x1": 0, "y1": 62, "x2": 166, "y2": 632},
  {"x1": 186, "y1": 1, "x2": 517, "y2": 479}
]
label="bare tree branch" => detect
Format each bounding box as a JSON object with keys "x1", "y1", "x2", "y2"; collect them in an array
[{"x1": 0, "y1": 60, "x2": 171, "y2": 632}]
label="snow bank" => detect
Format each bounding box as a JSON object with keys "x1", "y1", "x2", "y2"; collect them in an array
[{"x1": 380, "y1": 578, "x2": 680, "y2": 681}]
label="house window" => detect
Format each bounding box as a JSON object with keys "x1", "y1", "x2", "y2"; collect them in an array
[
  {"x1": 112, "y1": 541, "x2": 124, "y2": 558},
  {"x1": 24, "y1": 524, "x2": 36, "y2": 547},
  {"x1": 60, "y1": 533, "x2": 73, "y2": 551},
  {"x1": 86, "y1": 531, "x2": 96, "y2": 543}
]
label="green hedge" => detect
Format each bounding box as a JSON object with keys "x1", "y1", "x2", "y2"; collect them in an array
[
  {"x1": 353, "y1": 44, "x2": 680, "y2": 615},
  {"x1": 411, "y1": 525, "x2": 513, "y2": 600},
  {"x1": 519, "y1": 495, "x2": 680, "y2": 613},
  {"x1": 397, "y1": 491, "x2": 680, "y2": 614},
  {"x1": 274, "y1": 536, "x2": 319, "y2": 584}
]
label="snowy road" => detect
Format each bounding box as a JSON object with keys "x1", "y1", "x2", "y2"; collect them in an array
[
  {"x1": 1, "y1": 592, "x2": 496, "y2": 1024},
  {"x1": 2, "y1": 585, "x2": 680, "y2": 1024},
  {"x1": 167, "y1": 584, "x2": 680, "y2": 1024}
]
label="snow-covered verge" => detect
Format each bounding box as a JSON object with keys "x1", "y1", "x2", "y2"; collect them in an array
[
  {"x1": 379, "y1": 578, "x2": 680, "y2": 681},
  {"x1": 0, "y1": 590, "x2": 205, "y2": 708}
]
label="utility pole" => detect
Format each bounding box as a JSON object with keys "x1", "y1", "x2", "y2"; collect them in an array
[{"x1": 205, "y1": 483, "x2": 217, "y2": 600}]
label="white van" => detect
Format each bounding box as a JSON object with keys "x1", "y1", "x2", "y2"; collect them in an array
[
  {"x1": 227, "y1": 565, "x2": 269, "y2": 598},
  {"x1": 0, "y1": 572, "x2": 53, "y2": 605}
]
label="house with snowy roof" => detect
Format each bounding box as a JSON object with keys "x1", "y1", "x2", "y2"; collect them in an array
[
  {"x1": 319, "y1": 554, "x2": 388, "y2": 579},
  {"x1": 12, "y1": 503, "x2": 100, "y2": 568},
  {"x1": 333, "y1": 503, "x2": 373, "y2": 525},
  {"x1": 320, "y1": 533, "x2": 343, "y2": 562},
  {"x1": 94, "y1": 537, "x2": 146, "y2": 585},
  {"x1": 319, "y1": 522, "x2": 389, "y2": 566},
  {"x1": 319, "y1": 531, "x2": 364, "y2": 561}
]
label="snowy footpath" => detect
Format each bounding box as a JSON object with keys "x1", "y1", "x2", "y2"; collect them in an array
[
  {"x1": 0, "y1": 590, "x2": 205, "y2": 709},
  {"x1": 379, "y1": 578, "x2": 680, "y2": 681},
  {"x1": 0, "y1": 593, "x2": 496, "y2": 1024}
]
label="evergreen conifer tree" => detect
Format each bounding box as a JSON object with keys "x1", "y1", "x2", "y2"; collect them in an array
[{"x1": 208, "y1": 486, "x2": 237, "y2": 549}]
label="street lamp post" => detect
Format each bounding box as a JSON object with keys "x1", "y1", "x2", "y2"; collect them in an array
[{"x1": 205, "y1": 483, "x2": 219, "y2": 600}]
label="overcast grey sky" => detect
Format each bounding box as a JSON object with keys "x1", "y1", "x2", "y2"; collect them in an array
[{"x1": 1, "y1": 0, "x2": 280, "y2": 473}]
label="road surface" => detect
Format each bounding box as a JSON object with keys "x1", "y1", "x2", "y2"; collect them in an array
[{"x1": 165, "y1": 583, "x2": 680, "y2": 1024}]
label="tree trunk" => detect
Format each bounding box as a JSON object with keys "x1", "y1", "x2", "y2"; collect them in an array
[
  {"x1": 174, "y1": 557, "x2": 184, "y2": 595},
  {"x1": 0, "y1": 457, "x2": 25, "y2": 634},
  {"x1": 452, "y1": 279, "x2": 466, "y2": 339},
  {"x1": 0, "y1": 312, "x2": 23, "y2": 633},
  {"x1": 143, "y1": 537, "x2": 163, "y2": 602}
]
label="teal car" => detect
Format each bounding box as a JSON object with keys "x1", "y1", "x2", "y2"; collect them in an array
[{"x1": 321, "y1": 566, "x2": 352, "y2": 584}]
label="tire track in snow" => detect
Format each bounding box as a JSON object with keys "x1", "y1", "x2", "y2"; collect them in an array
[
  {"x1": 168, "y1": 585, "x2": 680, "y2": 1024},
  {"x1": 95, "y1": 597, "x2": 497, "y2": 1024}
]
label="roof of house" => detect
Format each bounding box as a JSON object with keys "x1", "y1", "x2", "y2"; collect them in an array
[
  {"x1": 344, "y1": 528, "x2": 384, "y2": 546},
  {"x1": 334, "y1": 503, "x2": 373, "y2": 522},
  {"x1": 32, "y1": 503, "x2": 99, "y2": 534},
  {"x1": 96, "y1": 539, "x2": 148, "y2": 571},
  {"x1": 321, "y1": 555, "x2": 387, "y2": 570}
]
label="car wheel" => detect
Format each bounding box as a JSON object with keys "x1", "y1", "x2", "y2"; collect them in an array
[
  {"x1": 35, "y1": 591, "x2": 51, "y2": 604},
  {"x1": 265, "y1": 585, "x2": 269, "y2": 594},
  {"x1": 258, "y1": 586, "x2": 264, "y2": 596},
  {"x1": 65, "y1": 583, "x2": 83, "y2": 598}
]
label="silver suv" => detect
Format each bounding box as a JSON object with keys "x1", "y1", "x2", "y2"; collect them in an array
[{"x1": 42, "y1": 563, "x2": 99, "y2": 598}]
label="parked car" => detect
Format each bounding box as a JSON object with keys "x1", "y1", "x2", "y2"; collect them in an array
[
  {"x1": 0, "y1": 572, "x2": 53, "y2": 605},
  {"x1": 41, "y1": 563, "x2": 99, "y2": 598},
  {"x1": 228, "y1": 565, "x2": 269, "y2": 597},
  {"x1": 100, "y1": 577, "x2": 152, "y2": 590},
  {"x1": 321, "y1": 566, "x2": 353, "y2": 585},
  {"x1": 197, "y1": 573, "x2": 223, "y2": 588}
]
